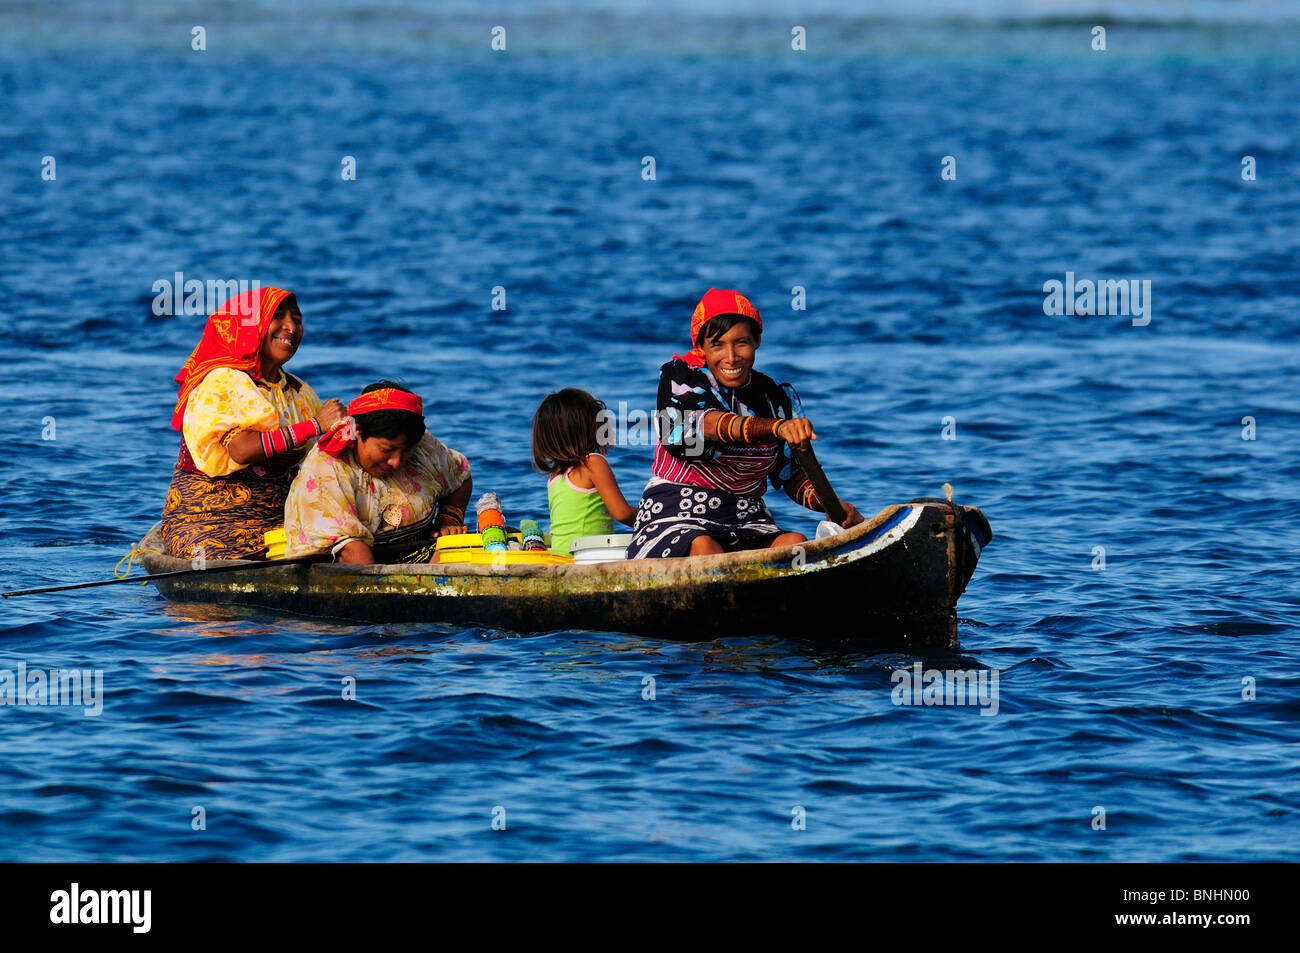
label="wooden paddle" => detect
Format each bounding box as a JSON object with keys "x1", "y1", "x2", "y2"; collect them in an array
[
  {"x1": 3, "y1": 504, "x2": 464, "y2": 599},
  {"x1": 2, "y1": 553, "x2": 324, "y2": 599},
  {"x1": 789, "y1": 443, "x2": 848, "y2": 526}
]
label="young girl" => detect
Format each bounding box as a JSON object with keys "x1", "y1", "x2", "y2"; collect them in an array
[{"x1": 532, "y1": 388, "x2": 637, "y2": 557}]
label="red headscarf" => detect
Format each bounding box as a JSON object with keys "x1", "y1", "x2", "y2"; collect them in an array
[
  {"x1": 317, "y1": 388, "x2": 425, "y2": 459},
  {"x1": 673, "y1": 288, "x2": 763, "y2": 369},
  {"x1": 171, "y1": 286, "x2": 295, "y2": 430}
]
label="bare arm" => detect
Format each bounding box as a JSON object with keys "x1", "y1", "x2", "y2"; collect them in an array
[
  {"x1": 335, "y1": 539, "x2": 375, "y2": 564},
  {"x1": 697, "y1": 410, "x2": 816, "y2": 448},
  {"x1": 432, "y1": 473, "x2": 474, "y2": 535},
  {"x1": 583, "y1": 455, "x2": 637, "y2": 525},
  {"x1": 225, "y1": 429, "x2": 272, "y2": 466},
  {"x1": 226, "y1": 399, "x2": 347, "y2": 465},
  {"x1": 782, "y1": 468, "x2": 865, "y2": 528}
]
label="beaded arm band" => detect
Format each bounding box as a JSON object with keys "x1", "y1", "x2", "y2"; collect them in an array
[
  {"x1": 786, "y1": 474, "x2": 822, "y2": 511},
  {"x1": 711, "y1": 412, "x2": 785, "y2": 445},
  {"x1": 260, "y1": 418, "x2": 323, "y2": 459},
  {"x1": 434, "y1": 503, "x2": 466, "y2": 528}
]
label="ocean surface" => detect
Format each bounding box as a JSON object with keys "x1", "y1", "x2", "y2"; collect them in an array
[{"x1": 0, "y1": 0, "x2": 1297, "y2": 861}]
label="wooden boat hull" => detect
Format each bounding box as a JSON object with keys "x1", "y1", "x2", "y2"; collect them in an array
[{"x1": 139, "y1": 500, "x2": 991, "y2": 646}]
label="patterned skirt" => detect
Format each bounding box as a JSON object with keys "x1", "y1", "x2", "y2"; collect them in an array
[
  {"x1": 627, "y1": 478, "x2": 781, "y2": 560},
  {"x1": 160, "y1": 465, "x2": 291, "y2": 561}
]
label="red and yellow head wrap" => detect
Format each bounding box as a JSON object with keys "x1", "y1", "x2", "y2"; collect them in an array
[
  {"x1": 673, "y1": 288, "x2": 763, "y2": 369},
  {"x1": 317, "y1": 388, "x2": 425, "y2": 458},
  {"x1": 171, "y1": 286, "x2": 295, "y2": 430},
  {"x1": 345, "y1": 388, "x2": 423, "y2": 417}
]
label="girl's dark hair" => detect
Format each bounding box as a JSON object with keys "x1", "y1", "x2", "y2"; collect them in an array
[
  {"x1": 532, "y1": 388, "x2": 607, "y2": 473},
  {"x1": 695, "y1": 314, "x2": 761, "y2": 349},
  {"x1": 353, "y1": 379, "x2": 426, "y2": 445}
]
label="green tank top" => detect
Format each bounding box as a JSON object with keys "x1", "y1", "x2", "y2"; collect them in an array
[{"x1": 548, "y1": 466, "x2": 614, "y2": 557}]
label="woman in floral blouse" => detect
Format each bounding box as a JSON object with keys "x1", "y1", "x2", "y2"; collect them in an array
[{"x1": 284, "y1": 381, "x2": 472, "y2": 563}]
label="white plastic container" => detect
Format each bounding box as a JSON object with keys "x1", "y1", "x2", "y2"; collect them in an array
[
  {"x1": 815, "y1": 520, "x2": 845, "y2": 540},
  {"x1": 569, "y1": 533, "x2": 633, "y2": 564}
]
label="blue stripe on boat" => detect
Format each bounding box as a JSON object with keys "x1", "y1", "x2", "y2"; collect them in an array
[
  {"x1": 862, "y1": 506, "x2": 911, "y2": 544},
  {"x1": 760, "y1": 506, "x2": 914, "y2": 569}
]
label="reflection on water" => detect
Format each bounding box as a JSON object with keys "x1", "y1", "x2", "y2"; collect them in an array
[{"x1": 148, "y1": 600, "x2": 987, "y2": 677}]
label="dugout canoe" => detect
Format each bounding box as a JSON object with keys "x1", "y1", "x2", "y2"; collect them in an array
[{"x1": 138, "y1": 498, "x2": 991, "y2": 646}]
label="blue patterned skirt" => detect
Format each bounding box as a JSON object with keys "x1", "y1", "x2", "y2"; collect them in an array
[{"x1": 628, "y1": 478, "x2": 782, "y2": 559}]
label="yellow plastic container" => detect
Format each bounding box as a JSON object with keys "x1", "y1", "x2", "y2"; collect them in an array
[
  {"x1": 434, "y1": 532, "x2": 524, "y2": 551},
  {"x1": 468, "y1": 550, "x2": 572, "y2": 566},
  {"x1": 434, "y1": 531, "x2": 552, "y2": 560},
  {"x1": 434, "y1": 543, "x2": 572, "y2": 566},
  {"x1": 262, "y1": 529, "x2": 562, "y2": 563},
  {"x1": 264, "y1": 527, "x2": 287, "y2": 560}
]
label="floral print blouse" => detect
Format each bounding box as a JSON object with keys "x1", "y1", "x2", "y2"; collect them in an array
[{"x1": 283, "y1": 432, "x2": 471, "y2": 557}]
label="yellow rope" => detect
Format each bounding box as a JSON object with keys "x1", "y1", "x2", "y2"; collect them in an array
[
  {"x1": 115, "y1": 546, "x2": 165, "y2": 579},
  {"x1": 403, "y1": 543, "x2": 439, "y2": 563}
]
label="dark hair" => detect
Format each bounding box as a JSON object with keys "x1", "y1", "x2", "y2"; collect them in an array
[
  {"x1": 353, "y1": 379, "x2": 426, "y2": 445},
  {"x1": 532, "y1": 388, "x2": 607, "y2": 474},
  {"x1": 272, "y1": 293, "x2": 301, "y2": 318},
  {"x1": 695, "y1": 314, "x2": 761, "y2": 349}
]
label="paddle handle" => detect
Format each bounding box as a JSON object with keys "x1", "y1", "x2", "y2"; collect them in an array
[
  {"x1": 2, "y1": 553, "x2": 321, "y2": 598},
  {"x1": 789, "y1": 444, "x2": 847, "y2": 525}
]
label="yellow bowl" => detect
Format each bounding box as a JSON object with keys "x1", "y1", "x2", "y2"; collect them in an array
[{"x1": 435, "y1": 531, "x2": 524, "y2": 551}]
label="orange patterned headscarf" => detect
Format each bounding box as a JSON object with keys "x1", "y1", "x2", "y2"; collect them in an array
[
  {"x1": 171, "y1": 286, "x2": 296, "y2": 430},
  {"x1": 317, "y1": 388, "x2": 425, "y2": 458},
  {"x1": 673, "y1": 288, "x2": 763, "y2": 369},
  {"x1": 345, "y1": 388, "x2": 423, "y2": 417}
]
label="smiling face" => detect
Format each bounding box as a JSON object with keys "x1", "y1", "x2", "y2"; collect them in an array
[
  {"x1": 259, "y1": 299, "x2": 302, "y2": 376},
  {"x1": 354, "y1": 433, "x2": 413, "y2": 480},
  {"x1": 701, "y1": 319, "x2": 759, "y2": 389}
]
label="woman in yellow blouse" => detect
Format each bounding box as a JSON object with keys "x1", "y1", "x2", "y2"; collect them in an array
[
  {"x1": 160, "y1": 287, "x2": 345, "y2": 560},
  {"x1": 284, "y1": 381, "x2": 473, "y2": 563}
]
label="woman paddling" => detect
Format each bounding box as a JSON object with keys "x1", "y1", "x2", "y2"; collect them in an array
[
  {"x1": 283, "y1": 381, "x2": 472, "y2": 564},
  {"x1": 629, "y1": 288, "x2": 864, "y2": 560},
  {"x1": 161, "y1": 287, "x2": 345, "y2": 560}
]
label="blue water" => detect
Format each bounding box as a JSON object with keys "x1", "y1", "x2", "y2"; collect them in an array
[{"x1": 1, "y1": 2, "x2": 1297, "y2": 861}]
